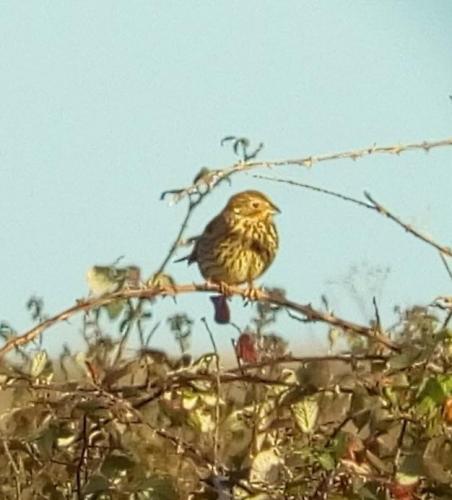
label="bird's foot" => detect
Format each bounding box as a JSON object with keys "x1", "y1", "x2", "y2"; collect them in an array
[
  {"x1": 218, "y1": 281, "x2": 235, "y2": 297},
  {"x1": 242, "y1": 285, "x2": 264, "y2": 303},
  {"x1": 205, "y1": 280, "x2": 235, "y2": 297}
]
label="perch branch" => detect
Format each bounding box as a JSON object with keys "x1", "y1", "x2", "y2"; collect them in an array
[{"x1": 0, "y1": 283, "x2": 399, "y2": 358}]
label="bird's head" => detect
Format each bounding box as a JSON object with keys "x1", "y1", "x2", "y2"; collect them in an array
[{"x1": 225, "y1": 190, "x2": 280, "y2": 220}]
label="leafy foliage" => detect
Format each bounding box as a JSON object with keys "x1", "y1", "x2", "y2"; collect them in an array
[
  {"x1": 1, "y1": 136, "x2": 452, "y2": 498},
  {"x1": 0, "y1": 300, "x2": 451, "y2": 499}
]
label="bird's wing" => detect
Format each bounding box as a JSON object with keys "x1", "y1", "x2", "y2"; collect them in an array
[{"x1": 189, "y1": 213, "x2": 230, "y2": 263}]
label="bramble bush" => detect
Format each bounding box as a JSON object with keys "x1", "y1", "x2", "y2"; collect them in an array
[{"x1": 1, "y1": 137, "x2": 451, "y2": 499}]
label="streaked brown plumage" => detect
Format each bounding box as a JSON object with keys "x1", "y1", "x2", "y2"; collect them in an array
[{"x1": 185, "y1": 190, "x2": 280, "y2": 287}]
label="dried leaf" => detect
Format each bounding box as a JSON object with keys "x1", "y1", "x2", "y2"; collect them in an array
[
  {"x1": 250, "y1": 448, "x2": 282, "y2": 484},
  {"x1": 30, "y1": 350, "x2": 48, "y2": 378}
]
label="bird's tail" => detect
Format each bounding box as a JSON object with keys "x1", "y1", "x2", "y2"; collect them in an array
[
  {"x1": 174, "y1": 255, "x2": 190, "y2": 263},
  {"x1": 174, "y1": 236, "x2": 198, "y2": 264}
]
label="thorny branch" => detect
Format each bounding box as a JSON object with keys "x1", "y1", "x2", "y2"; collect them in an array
[
  {"x1": 255, "y1": 174, "x2": 452, "y2": 268},
  {"x1": 201, "y1": 317, "x2": 221, "y2": 470},
  {"x1": 363, "y1": 192, "x2": 452, "y2": 258},
  {"x1": 0, "y1": 283, "x2": 399, "y2": 358},
  {"x1": 163, "y1": 136, "x2": 452, "y2": 204},
  {"x1": 253, "y1": 174, "x2": 375, "y2": 210}
]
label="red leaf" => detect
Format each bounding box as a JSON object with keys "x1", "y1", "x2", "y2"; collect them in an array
[
  {"x1": 443, "y1": 397, "x2": 452, "y2": 424},
  {"x1": 389, "y1": 483, "x2": 416, "y2": 500},
  {"x1": 236, "y1": 333, "x2": 258, "y2": 363}
]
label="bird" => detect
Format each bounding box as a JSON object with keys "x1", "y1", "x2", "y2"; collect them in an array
[{"x1": 178, "y1": 190, "x2": 280, "y2": 295}]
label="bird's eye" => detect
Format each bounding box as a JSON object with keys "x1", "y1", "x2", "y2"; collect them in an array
[{"x1": 252, "y1": 202, "x2": 259, "y2": 208}]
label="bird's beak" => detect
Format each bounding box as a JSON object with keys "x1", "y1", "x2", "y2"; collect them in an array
[{"x1": 271, "y1": 203, "x2": 281, "y2": 214}]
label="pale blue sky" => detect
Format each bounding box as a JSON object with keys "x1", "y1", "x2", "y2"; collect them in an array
[{"x1": 1, "y1": 2, "x2": 451, "y2": 357}]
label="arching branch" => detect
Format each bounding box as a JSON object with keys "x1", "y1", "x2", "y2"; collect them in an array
[{"x1": 0, "y1": 283, "x2": 400, "y2": 358}]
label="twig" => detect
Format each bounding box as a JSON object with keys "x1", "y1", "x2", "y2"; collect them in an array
[
  {"x1": 269, "y1": 290, "x2": 397, "y2": 350},
  {"x1": 143, "y1": 321, "x2": 161, "y2": 347},
  {"x1": 154, "y1": 196, "x2": 202, "y2": 276},
  {"x1": 364, "y1": 192, "x2": 452, "y2": 258},
  {"x1": 164, "y1": 137, "x2": 452, "y2": 203},
  {"x1": 254, "y1": 174, "x2": 452, "y2": 261},
  {"x1": 439, "y1": 252, "x2": 452, "y2": 281},
  {"x1": 309, "y1": 467, "x2": 338, "y2": 500},
  {"x1": 231, "y1": 337, "x2": 245, "y2": 375},
  {"x1": 393, "y1": 418, "x2": 408, "y2": 477},
  {"x1": 0, "y1": 283, "x2": 399, "y2": 358},
  {"x1": 113, "y1": 196, "x2": 202, "y2": 366},
  {"x1": 253, "y1": 175, "x2": 375, "y2": 210},
  {"x1": 75, "y1": 414, "x2": 88, "y2": 500},
  {"x1": 113, "y1": 299, "x2": 138, "y2": 365},
  {"x1": 372, "y1": 297, "x2": 382, "y2": 335},
  {"x1": 442, "y1": 311, "x2": 452, "y2": 330},
  {"x1": 2, "y1": 440, "x2": 21, "y2": 499},
  {"x1": 201, "y1": 317, "x2": 221, "y2": 470},
  {"x1": 92, "y1": 378, "x2": 213, "y2": 469}
]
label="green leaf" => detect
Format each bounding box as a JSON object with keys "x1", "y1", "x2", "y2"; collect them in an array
[
  {"x1": 222, "y1": 408, "x2": 250, "y2": 433},
  {"x1": 101, "y1": 452, "x2": 135, "y2": 477},
  {"x1": 104, "y1": 299, "x2": 126, "y2": 319},
  {"x1": 438, "y1": 374, "x2": 452, "y2": 395},
  {"x1": 333, "y1": 432, "x2": 349, "y2": 460},
  {"x1": 395, "y1": 472, "x2": 419, "y2": 486},
  {"x1": 180, "y1": 389, "x2": 199, "y2": 410},
  {"x1": 416, "y1": 376, "x2": 449, "y2": 415},
  {"x1": 317, "y1": 452, "x2": 335, "y2": 471},
  {"x1": 35, "y1": 424, "x2": 57, "y2": 459},
  {"x1": 83, "y1": 474, "x2": 109, "y2": 495},
  {"x1": 188, "y1": 408, "x2": 215, "y2": 433},
  {"x1": 389, "y1": 346, "x2": 424, "y2": 369},
  {"x1": 134, "y1": 476, "x2": 178, "y2": 499},
  {"x1": 356, "y1": 486, "x2": 379, "y2": 500},
  {"x1": 190, "y1": 353, "x2": 217, "y2": 374},
  {"x1": 199, "y1": 391, "x2": 224, "y2": 407},
  {"x1": 424, "y1": 436, "x2": 452, "y2": 483},
  {"x1": 55, "y1": 425, "x2": 77, "y2": 448},
  {"x1": 86, "y1": 265, "x2": 127, "y2": 296},
  {"x1": 291, "y1": 397, "x2": 319, "y2": 434}
]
